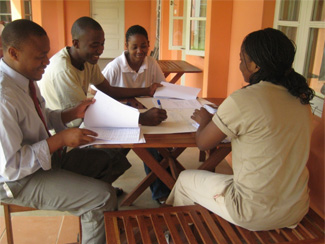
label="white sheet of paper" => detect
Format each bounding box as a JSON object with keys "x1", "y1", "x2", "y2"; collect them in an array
[
  {"x1": 141, "y1": 108, "x2": 197, "y2": 134},
  {"x1": 80, "y1": 132, "x2": 146, "y2": 147},
  {"x1": 154, "y1": 81, "x2": 201, "y2": 100},
  {"x1": 135, "y1": 97, "x2": 202, "y2": 109},
  {"x1": 87, "y1": 127, "x2": 140, "y2": 142},
  {"x1": 158, "y1": 99, "x2": 202, "y2": 109},
  {"x1": 84, "y1": 90, "x2": 139, "y2": 128}
]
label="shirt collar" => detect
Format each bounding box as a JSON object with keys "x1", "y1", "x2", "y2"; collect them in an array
[
  {"x1": 121, "y1": 51, "x2": 148, "y2": 74},
  {"x1": 0, "y1": 59, "x2": 30, "y2": 93}
]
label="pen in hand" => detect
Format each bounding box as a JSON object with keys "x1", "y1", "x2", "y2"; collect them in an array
[{"x1": 157, "y1": 99, "x2": 162, "y2": 109}]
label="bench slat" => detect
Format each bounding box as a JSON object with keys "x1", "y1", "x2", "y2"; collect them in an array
[
  {"x1": 123, "y1": 216, "x2": 137, "y2": 244},
  {"x1": 176, "y1": 212, "x2": 198, "y2": 244},
  {"x1": 150, "y1": 214, "x2": 168, "y2": 244},
  {"x1": 137, "y1": 215, "x2": 152, "y2": 244},
  {"x1": 163, "y1": 212, "x2": 184, "y2": 243}
]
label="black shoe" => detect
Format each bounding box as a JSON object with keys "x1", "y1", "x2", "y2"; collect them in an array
[{"x1": 115, "y1": 187, "x2": 124, "y2": 197}]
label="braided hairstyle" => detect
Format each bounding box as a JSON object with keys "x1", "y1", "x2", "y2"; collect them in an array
[{"x1": 242, "y1": 28, "x2": 314, "y2": 104}]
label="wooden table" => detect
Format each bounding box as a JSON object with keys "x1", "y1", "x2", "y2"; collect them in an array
[
  {"x1": 157, "y1": 60, "x2": 202, "y2": 84},
  {"x1": 95, "y1": 98, "x2": 230, "y2": 206}
]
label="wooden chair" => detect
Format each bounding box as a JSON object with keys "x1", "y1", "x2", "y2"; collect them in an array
[
  {"x1": 1, "y1": 203, "x2": 82, "y2": 244},
  {"x1": 104, "y1": 204, "x2": 324, "y2": 244}
]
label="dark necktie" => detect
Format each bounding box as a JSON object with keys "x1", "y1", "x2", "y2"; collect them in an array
[{"x1": 29, "y1": 80, "x2": 51, "y2": 137}]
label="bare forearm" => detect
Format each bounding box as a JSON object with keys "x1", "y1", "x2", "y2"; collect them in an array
[{"x1": 103, "y1": 86, "x2": 151, "y2": 99}]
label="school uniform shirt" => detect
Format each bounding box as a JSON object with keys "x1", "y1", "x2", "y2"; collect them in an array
[
  {"x1": 102, "y1": 51, "x2": 165, "y2": 88},
  {"x1": 0, "y1": 60, "x2": 65, "y2": 193},
  {"x1": 39, "y1": 47, "x2": 105, "y2": 127},
  {"x1": 212, "y1": 81, "x2": 312, "y2": 230}
]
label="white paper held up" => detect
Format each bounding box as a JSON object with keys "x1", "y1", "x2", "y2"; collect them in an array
[
  {"x1": 154, "y1": 81, "x2": 200, "y2": 100},
  {"x1": 84, "y1": 90, "x2": 139, "y2": 128}
]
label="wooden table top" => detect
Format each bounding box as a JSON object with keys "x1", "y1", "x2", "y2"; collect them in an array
[{"x1": 157, "y1": 60, "x2": 202, "y2": 73}]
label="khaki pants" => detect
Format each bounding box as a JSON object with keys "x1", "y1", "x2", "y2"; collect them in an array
[{"x1": 0, "y1": 147, "x2": 131, "y2": 244}]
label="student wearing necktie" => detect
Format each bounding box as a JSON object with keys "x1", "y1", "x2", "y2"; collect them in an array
[{"x1": 0, "y1": 19, "x2": 116, "y2": 244}]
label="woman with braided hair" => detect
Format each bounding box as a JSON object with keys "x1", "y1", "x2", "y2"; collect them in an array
[{"x1": 166, "y1": 28, "x2": 314, "y2": 231}]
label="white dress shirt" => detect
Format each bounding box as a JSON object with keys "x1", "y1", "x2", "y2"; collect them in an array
[{"x1": 0, "y1": 60, "x2": 65, "y2": 184}]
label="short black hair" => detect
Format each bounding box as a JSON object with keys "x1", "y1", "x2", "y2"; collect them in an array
[
  {"x1": 1, "y1": 19, "x2": 47, "y2": 52},
  {"x1": 71, "y1": 16, "x2": 103, "y2": 40},
  {"x1": 125, "y1": 25, "x2": 148, "y2": 43}
]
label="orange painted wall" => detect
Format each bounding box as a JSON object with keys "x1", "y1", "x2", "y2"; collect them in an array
[
  {"x1": 125, "y1": 0, "x2": 155, "y2": 54},
  {"x1": 31, "y1": 0, "x2": 90, "y2": 58},
  {"x1": 203, "y1": 0, "x2": 233, "y2": 98},
  {"x1": 63, "y1": 1, "x2": 90, "y2": 49}
]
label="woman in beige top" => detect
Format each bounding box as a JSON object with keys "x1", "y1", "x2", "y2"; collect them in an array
[{"x1": 166, "y1": 28, "x2": 315, "y2": 231}]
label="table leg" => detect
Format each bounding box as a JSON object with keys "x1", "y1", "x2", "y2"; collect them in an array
[
  {"x1": 132, "y1": 148, "x2": 176, "y2": 189},
  {"x1": 169, "y1": 72, "x2": 184, "y2": 84},
  {"x1": 197, "y1": 146, "x2": 231, "y2": 172},
  {"x1": 120, "y1": 148, "x2": 186, "y2": 207}
]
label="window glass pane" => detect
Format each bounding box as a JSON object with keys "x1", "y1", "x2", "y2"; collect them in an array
[
  {"x1": 304, "y1": 28, "x2": 325, "y2": 98},
  {"x1": 173, "y1": 0, "x2": 184, "y2": 17},
  {"x1": 190, "y1": 20, "x2": 205, "y2": 50},
  {"x1": 24, "y1": 0, "x2": 30, "y2": 15},
  {"x1": 0, "y1": 0, "x2": 11, "y2": 22},
  {"x1": 172, "y1": 19, "x2": 184, "y2": 46},
  {"x1": 279, "y1": 0, "x2": 300, "y2": 21},
  {"x1": 191, "y1": 0, "x2": 207, "y2": 18},
  {"x1": 278, "y1": 26, "x2": 297, "y2": 42},
  {"x1": 311, "y1": 0, "x2": 325, "y2": 21}
]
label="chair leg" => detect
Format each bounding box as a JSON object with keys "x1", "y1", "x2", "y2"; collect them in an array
[
  {"x1": 79, "y1": 216, "x2": 82, "y2": 244},
  {"x1": 3, "y1": 204, "x2": 14, "y2": 244}
]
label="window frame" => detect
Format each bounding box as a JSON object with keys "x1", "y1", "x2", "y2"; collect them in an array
[
  {"x1": 169, "y1": 0, "x2": 206, "y2": 56},
  {"x1": 273, "y1": 0, "x2": 325, "y2": 117}
]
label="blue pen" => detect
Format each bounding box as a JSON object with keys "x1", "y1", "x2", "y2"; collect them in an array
[{"x1": 157, "y1": 99, "x2": 162, "y2": 109}]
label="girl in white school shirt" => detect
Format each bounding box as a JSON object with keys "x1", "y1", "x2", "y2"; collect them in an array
[{"x1": 102, "y1": 25, "x2": 170, "y2": 204}]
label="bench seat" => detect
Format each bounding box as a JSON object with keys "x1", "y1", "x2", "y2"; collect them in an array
[{"x1": 104, "y1": 204, "x2": 324, "y2": 244}]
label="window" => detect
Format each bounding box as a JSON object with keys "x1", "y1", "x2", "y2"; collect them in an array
[
  {"x1": 169, "y1": 0, "x2": 207, "y2": 56},
  {"x1": 24, "y1": 0, "x2": 32, "y2": 20},
  {"x1": 0, "y1": 0, "x2": 11, "y2": 22},
  {"x1": 0, "y1": 0, "x2": 32, "y2": 23},
  {"x1": 274, "y1": 0, "x2": 325, "y2": 117}
]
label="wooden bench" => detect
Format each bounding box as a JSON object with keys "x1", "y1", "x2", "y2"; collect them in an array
[
  {"x1": 104, "y1": 204, "x2": 324, "y2": 244},
  {"x1": 104, "y1": 110, "x2": 324, "y2": 243}
]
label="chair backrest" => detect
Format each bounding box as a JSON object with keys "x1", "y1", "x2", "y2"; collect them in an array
[{"x1": 306, "y1": 110, "x2": 324, "y2": 218}]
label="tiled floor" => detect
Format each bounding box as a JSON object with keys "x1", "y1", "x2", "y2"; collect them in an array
[{"x1": 0, "y1": 147, "x2": 232, "y2": 244}]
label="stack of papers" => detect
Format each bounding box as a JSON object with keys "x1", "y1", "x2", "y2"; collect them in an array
[
  {"x1": 83, "y1": 90, "x2": 145, "y2": 144},
  {"x1": 136, "y1": 82, "x2": 206, "y2": 134},
  {"x1": 154, "y1": 81, "x2": 200, "y2": 100}
]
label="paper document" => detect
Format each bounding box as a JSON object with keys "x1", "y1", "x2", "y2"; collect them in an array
[
  {"x1": 154, "y1": 81, "x2": 201, "y2": 100},
  {"x1": 141, "y1": 108, "x2": 198, "y2": 134},
  {"x1": 84, "y1": 90, "x2": 139, "y2": 128},
  {"x1": 135, "y1": 97, "x2": 202, "y2": 109},
  {"x1": 83, "y1": 90, "x2": 141, "y2": 144},
  {"x1": 80, "y1": 132, "x2": 146, "y2": 148}
]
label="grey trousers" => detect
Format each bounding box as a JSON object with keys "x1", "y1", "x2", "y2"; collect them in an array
[{"x1": 0, "y1": 147, "x2": 131, "y2": 244}]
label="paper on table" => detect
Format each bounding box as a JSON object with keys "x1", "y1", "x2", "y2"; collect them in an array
[
  {"x1": 154, "y1": 81, "x2": 201, "y2": 100},
  {"x1": 87, "y1": 127, "x2": 140, "y2": 142},
  {"x1": 80, "y1": 132, "x2": 146, "y2": 148},
  {"x1": 141, "y1": 108, "x2": 197, "y2": 134},
  {"x1": 135, "y1": 97, "x2": 202, "y2": 109},
  {"x1": 84, "y1": 90, "x2": 139, "y2": 128}
]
